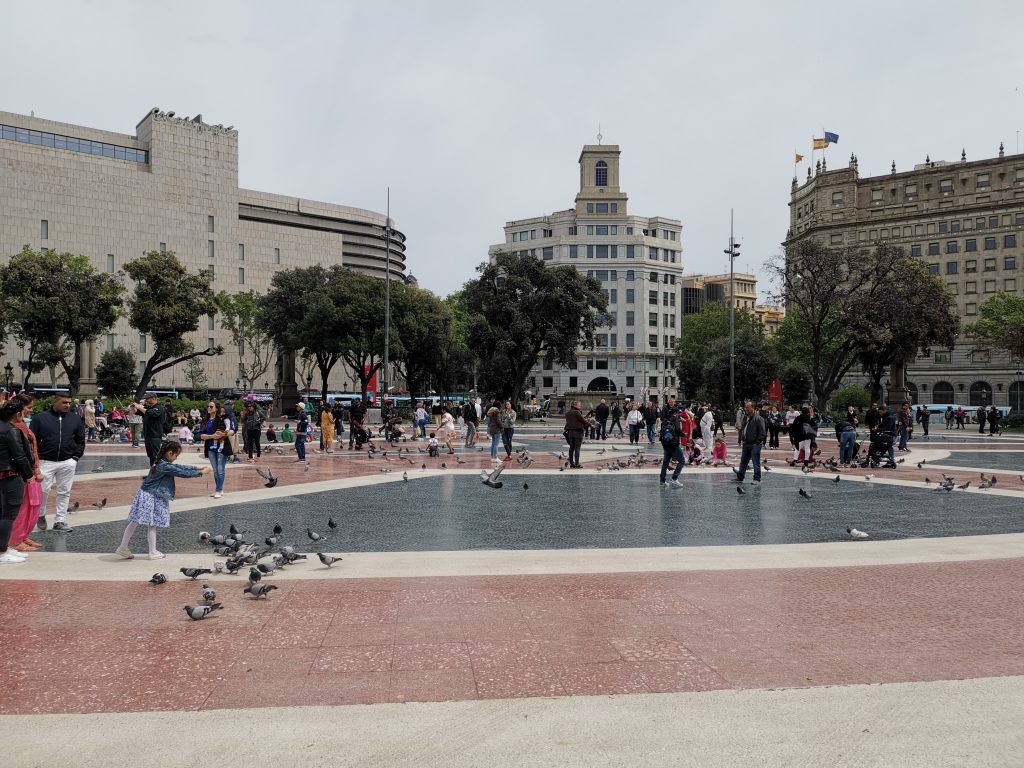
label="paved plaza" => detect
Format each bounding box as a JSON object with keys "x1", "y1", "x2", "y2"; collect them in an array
[{"x1": 2, "y1": 425, "x2": 1023, "y2": 767}]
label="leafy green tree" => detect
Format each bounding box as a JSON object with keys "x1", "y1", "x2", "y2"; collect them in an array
[
  {"x1": 434, "y1": 292, "x2": 476, "y2": 398},
  {"x1": 965, "y1": 292, "x2": 1024, "y2": 360},
  {"x1": 675, "y1": 302, "x2": 763, "y2": 399},
  {"x1": 123, "y1": 251, "x2": 221, "y2": 399},
  {"x1": 698, "y1": 327, "x2": 776, "y2": 406},
  {"x1": 184, "y1": 357, "x2": 209, "y2": 398},
  {"x1": 778, "y1": 365, "x2": 812, "y2": 405},
  {"x1": 216, "y1": 290, "x2": 275, "y2": 387},
  {"x1": 391, "y1": 283, "x2": 463, "y2": 397},
  {"x1": 336, "y1": 273, "x2": 391, "y2": 398},
  {"x1": 1, "y1": 247, "x2": 124, "y2": 394},
  {"x1": 829, "y1": 384, "x2": 871, "y2": 417},
  {"x1": 462, "y1": 252, "x2": 607, "y2": 404},
  {"x1": 95, "y1": 348, "x2": 137, "y2": 397}
]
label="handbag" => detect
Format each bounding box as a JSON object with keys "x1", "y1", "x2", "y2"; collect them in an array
[{"x1": 801, "y1": 422, "x2": 817, "y2": 439}]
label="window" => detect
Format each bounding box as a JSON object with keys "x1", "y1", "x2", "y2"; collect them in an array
[
  {"x1": 928, "y1": 242, "x2": 940, "y2": 255},
  {"x1": 1005, "y1": 256, "x2": 1017, "y2": 270},
  {"x1": 542, "y1": 376, "x2": 553, "y2": 388},
  {"x1": 984, "y1": 258, "x2": 996, "y2": 271},
  {"x1": 208, "y1": 240, "x2": 215, "y2": 258},
  {"x1": 625, "y1": 333, "x2": 635, "y2": 348},
  {"x1": 934, "y1": 351, "x2": 951, "y2": 364},
  {"x1": 105, "y1": 334, "x2": 114, "y2": 352},
  {"x1": 928, "y1": 263, "x2": 939, "y2": 275},
  {"x1": 626, "y1": 311, "x2": 634, "y2": 325},
  {"x1": 946, "y1": 241, "x2": 958, "y2": 254},
  {"x1": 966, "y1": 303, "x2": 977, "y2": 316},
  {"x1": 662, "y1": 291, "x2": 669, "y2": 306},
  {"x1": 965, "y1": 260, "x2": 977, "y2": 273},
  {"x1": 596, "y1": 270, "x2": 608, "y2": 281},
  {"x1": 0, "y1": 123, "x2": 148, "y2": 162},
  {"x1": 274, "y1": 247, "x2": 281, "y2": 265},
  {"x1": 569, "y1": 245, "x2": 578, "y2": 259},
  {"x1": 586, "y1": 203, "x2": 593, "y2": 214},
  {"x1": 977, "y1": 174, "x2": 990, "y2": 189},
  {"x1": 236, "y1": 244, "x2": 244, "y2": 261},
  {"x1": 649, "y1": 247, "x2": 658, "y2": 260},
  {"x1": 648, "y1": 336, "x2": 658, "y2": 349},
  {"x1": 626, "y1": 245, "x2": 635, "y2": 258},
  {"x1": 626, "y1": 289, "x2": 635, "y2": 303},
  {"x1": 938, "y1": 222, "x2": 948, "y2": 234},
  {"x1": 946, "y1": 262, "x2": 958, "y2": 274},
  {"x1": 830, "y1": 234, "x2": 843, "y2": 245},
  {"x1": 870, "y1": 188, "x2": 883, "y2": 202},
  {"x1": 1006, "y1": 278, "x2": 1017, "y2": 291},
  {"x1": 609, "y1": 289, "x2": 617, "y2": 303},
  {"x1": 985, "y1": 237, "x2": 997, "y2": 250},
  {"x1": 648, "y1": 312, "x2": 658, "y2": 327},
  {"x1": 596, "y1": 203, "x2": 608, "y2": 214},
  {"x1": 40, "y1": 219, "x2": 48, "y2": 239},
  {"x1": 543, "y1": 229, "x2": 552, "y2": 237},
  {"x1": 911, "y1": 244, "x2": 922, "y2": 257},
  {"x1": 611, "y1": 203, "x2": 618, "y2": 214},
  {"x1": 965, "y1": 281, "x2": 977, "y2": 294},
  {"x1": 586, "y1": 246, "x2": 593, "y2": 259},
  {"x1": 984, "y1": 280, "x2": 997, "y2": 293},
  {"x1": 966, "y1": 239, "x2": 977, "y2": 252},
  {"x1": 905, "y1": 184, "x2": 917, "y2": 198},
  {"x1": 208, "y1": 264, "x2": 215, "y2": 279},
  {"x1": 952, "y1": 221, "x2": 961, "y2": 232},
  {"x1": 1005, "y1": 234, "x2": 1017, "y2": 248},
  {"x1": 989, "y1": 216, "x2": 999, "y2": 228},
  {"x1": 208, "y1": 337, "x2": 215, "y2": 351},
  {"x1": 596, "y1": 245, "x2": 608, "y2": 258},
  {"x1": 832, "y1": 191, "x2": 844, "y2": 205},
  {"x1": 595, "y1": 226, "x2": 609, "y2": 235},
  {"x1": 542, "y1": 246, "x2": 553, "y2": 261},
  {"x1": 976, "y1": 217, "x2": 986, "y2": 229},
  {"x1": 159, "y1": 242, "x2": 166, "y2": 252},
  {"x1": 595, "y1": 334, "x2": 608, "y2": 347},
  {"x1": 625, "y1": 375, "x2": 634, "y2": 387},
  {"x1": 208, "y1": 215, "x2": 215, "y2": 233},
  {"x1": 610, "y1": 334, "x2": 617, "y2": 348},
  {"x1": 939, "y1": 179, "x2": 953, "y2": 193},
  {"x1": 947, "y1": 282, "x2": 958, "y2": 294},
  {"x1": 626, "y1": 270, "x2": 634, "y2": 281},
  {"x1": 610, "y1": 245, "x2": 618, "y2": 259},
  {"x1": 595, "y1": 160, "x2": 608, "y2": 187},
  {"x1": 568, "y1": 226, "x2": 577, "y2": 235},
  {"x1": 139, "y1": 334, "x2": 147, "y2": 353},
  {"x1": 569, "y1": 376, "x2": 577, "y2": 389},
  {"x1": 106, "y1": 254, "x2": 115, "y2": 273},
  {"x1": 238, "y1": 267, "x2": 245, "y2": 284},
  {"x1": 648, "y1": 290, "x2": 657, "y2": 304},
  {"x1": 208, "y1": 316, "x2": 215, "y2": 331},
  {"x1": 649, "y1": 271, "x2": 657, "y2": 281}
]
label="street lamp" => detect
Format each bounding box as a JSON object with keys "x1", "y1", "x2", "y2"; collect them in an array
[
  {"x1": 3, "y1": 362, "x2": 12, "y2": 390},
  {"x1": 235, "y1": 378, "x2": 240, "y2": 392},
  {"x1": 723, "y1": 209, "x2": 741, "y2": 407},
  {"x1": 1016, "y1": 370, "x2": 1023, "y2": 413}
]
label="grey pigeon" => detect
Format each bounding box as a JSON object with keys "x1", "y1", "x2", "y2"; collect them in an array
[
  {"x1": 403, "y1": 472, "x2": 408, "y2": 481},
  {"x1": 256, "y1": 468, "x2": 278, "y2": 488},
  {"x1": 273, "y1": 524, "x2": 283, "y2": 535},
  {"x1": 265, "y1": 536, "x2": 279, "y2": 547},
  {"x1": 798, "y1": 488, "x2": 812, "y2": 500},
  {"x1": 91, "y1": 464, "x2": 104, "y2": 473},
  {"x1": 180, "y1": 567, "x2": 212, "y2": 580},
  {"x1": 256, "y1": 561, "x2": 277, "y2": 575},
  {"x1": 148, "y1": 572, "x2": 167, "y2": 585},
  {"x1": 846, "y1": 527, "x2": 869, "y2": 539},
  {"x1": 307, "y1": 527, "x2": 326, "y2": 542},
  {"x1": 248, "y1": 567, "x2": 262, "y2": 583},
  {"x1": 736, "y1": 486, "x2": 745, "y2": 495},
  {"x1": 832, "y1": 475, "x2": 841, "y2": 483},
  {"x1": 327, "y1": 517, "x2": 338, "y2": 532},
  {"x1": 318, "y1": 552, "x2": 343, "y2": 568},
  {"x1": 244, "y1": 583, "x2": 278, "y2": 599},
  {"x1": 202, "y1": 584, "x2": 216, "y2": 603},
  {"x1": 224, "y1": 558, "x2": 245, "y2": 574},
  {"x1": 92, "y1": 497, "x2": 107, "y2": 509},
  {"x1": 184, "y1": 603, "x2": 223, "y2": 620},
  {"x1": 957, "y1": 481, "x2": 971, "y2": 490},
  {"x1": 480, "y1": 465, "x2": 505, "y2": 489}
]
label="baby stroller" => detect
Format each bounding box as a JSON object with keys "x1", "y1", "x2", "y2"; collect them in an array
[
  {"x1": 351, "y1": 420, "x2": 371, "y2": 449},
  {"x1": 864, "y1": 431, "x2": 896, "y2": 468}
]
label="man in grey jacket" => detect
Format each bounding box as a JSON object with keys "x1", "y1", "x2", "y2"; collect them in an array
[{"x1": 733, "y1": 400, "x2": 767, "y2": 484}]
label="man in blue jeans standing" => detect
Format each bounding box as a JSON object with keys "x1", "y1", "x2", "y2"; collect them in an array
[
  {"x1": 733, "y1": 400, "x2": 766, "y2": 484},
  {"x1": 659, "y1": 405, "x2": 684, "y2": 488}
]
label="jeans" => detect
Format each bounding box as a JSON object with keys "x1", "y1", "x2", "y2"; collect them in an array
[
  {"x1": 39, "y1": 458, "x2": 77, "y2": 524},
  {"x1": 768, "y1": 425, "x2": 780, "y2": 448},
  {"x1": 145, "y1": 437, "x2": 163, "y2": 466},
  {"x1": 501, "y1": 427, "x2": 514, "y2": 456},
  {"x1": 208, "y1": 450, "x2": 227, "y2": 492},
  {"x1": 597, "y1": 419, "x2": 608, "y2": 439},
  {"x1": 0, "y1": 475, "x2": 26, "y2": 551},
  {"x1": 646, "y1": 423, "x2": 657, "y2": 443},
  {"x1": 660, "y1": 442, "x2": 684, "y2": 483},
  {"x1": 736, "y1": 441, "x2": 762, "y2": 481},
  {"x1": 464, "y1": 421, "x2": 477, "y2": 447},
  {"x1": 897, "y1": 425, "x2": 908, "y2": 451},
  {"x1": 417, "y1": 417, "x2": 429, "y2": 438},
  {"x1": 489, "y1": 431, "x2": 501, "y2": 459},
  {"x1": 920, "y1": 418, "x2": 929, "y2": 436},
  {"x1": 295, "y1": 434, "x2": 306, "y2": 461},
  {"x1": 566, "y1": 430, "x2": 583, "y2": 467},
  {"x1": 628, "y1": 424, "x2": 640, "y2": 444},
  {"x1": 610, "y1": 417, "x2": 622, "y2": 436},
  {"x1": 839, "y1": 430, "x2": 857, "y2": 464}
]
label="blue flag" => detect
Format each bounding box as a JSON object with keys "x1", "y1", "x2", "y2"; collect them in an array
[{"x1": 824, "y1": 131, "x2": 839, "y2": 144}]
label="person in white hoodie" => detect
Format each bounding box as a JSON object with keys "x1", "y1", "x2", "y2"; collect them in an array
[{"x1": 699, "y1": 405, "x2": 715, "y2": 458}]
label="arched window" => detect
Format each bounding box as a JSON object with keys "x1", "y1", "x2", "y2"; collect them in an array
[
  {"x1": 969, "y1": 381, "x2": 992, "y2": 406},
  {"x1": 932, "y1": 381, "x2": 955, "y2": 404},
  {"x1": 595, "y1": 161, "x2": 608, "y2": 187},
  {"x1": 587, "y1": 376, "x2": 614, "y2": 392},
  {"x1": 906, "y1": 382, "x2": 918, "y2": 404}
]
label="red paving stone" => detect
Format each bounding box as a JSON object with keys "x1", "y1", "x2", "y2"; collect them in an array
[{"x1": 2, "y1": 558, "x2": 1024, "y2": 714}]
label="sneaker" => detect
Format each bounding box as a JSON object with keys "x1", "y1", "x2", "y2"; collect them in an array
[
  {"x1": 149, "y1": 551, "x2": 165, "y2": 560},
  {"x1": 213, "y1": 492, "x2": 223, "y2": 499},
  {"x1": 115, "y1": 547, "x2": 134, "y2": 560},
  {"x1": 36, "y1": 516, "x2": 47, "y2": 531},
  {"x1": 751, "y1": 479, "x2": 761, "y2": 484},
  {"x1": 670, "y1": 479, "x2": 684, "y2": 488},
  {"x1": 0, "y1": 552, "x2": 26, "y2": 564},
  {"x1": 52, "y1": 521, "x2": 73, "y2": 533},
  {"x1": 660, "y1": 481, "x2": 667, "y2": 487}
]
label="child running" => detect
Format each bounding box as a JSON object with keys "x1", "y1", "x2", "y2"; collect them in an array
[{"x1": 115, "y1": 440, "x2": 210, "y2": 560}]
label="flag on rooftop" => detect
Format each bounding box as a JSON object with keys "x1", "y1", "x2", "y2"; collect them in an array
[
  {"x1": 795, "y1": 153, "x2": 804, "y2": 164},
  {"x1": 824, "y1": 131, "x2": 839, "y2": 144},
  {"x1": 812, "y1": 138, "x2": 828, "y2": 150}
]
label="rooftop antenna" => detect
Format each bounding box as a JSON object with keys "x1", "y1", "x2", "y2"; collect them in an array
[{"x1": 597, "y1": 123, "x2": 602, "y2": 145}]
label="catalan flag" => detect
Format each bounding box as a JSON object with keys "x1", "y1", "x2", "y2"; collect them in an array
[
  {"x1": 813, "y1": 138, "x2": 828, "y2": 150},
  {"x1": 795, "y1": 153, "x2": 804, "y2": 164}
]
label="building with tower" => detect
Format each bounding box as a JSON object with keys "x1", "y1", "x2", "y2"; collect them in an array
[
  {"x1": 786, "y1": 146, "x2": 1024, "y2": 409},
  {"x1": 489, "y1": 144, "x2": 683, "y2": 403}
]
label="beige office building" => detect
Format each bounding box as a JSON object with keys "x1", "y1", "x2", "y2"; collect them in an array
[
  {"x1": 0, "y1": 107, "x2": 406, "y2": 397},
  {"x1": 787, "y1": 148, "x2": 1024, "y2": 409},
  {"x1": 488, "y1": 145, "x2": 684, "y2": 403}
]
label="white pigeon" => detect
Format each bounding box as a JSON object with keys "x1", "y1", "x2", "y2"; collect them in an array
[
  {"x1": 480, "y1": 465, "x2": 505, "y2": 489},
  {"x1": 846, "y1": 527, "x2": 869, "y2": 539},
  {"x1": 864, "y1": 474, "x2": 875, "y2": 481}
]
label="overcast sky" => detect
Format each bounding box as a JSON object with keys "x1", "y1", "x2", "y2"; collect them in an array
[{"x1": 5, "y1": 1, "x2": 1023, "y2": 299}]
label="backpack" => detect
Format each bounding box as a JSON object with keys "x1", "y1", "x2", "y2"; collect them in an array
[{"x1": 660, "y1": 415, "x2": 679, "y2": 445}]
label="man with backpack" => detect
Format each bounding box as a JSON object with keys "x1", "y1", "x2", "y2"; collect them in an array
[{"x1": 658, "y1": 401, "x2": 684, "y2": 488}]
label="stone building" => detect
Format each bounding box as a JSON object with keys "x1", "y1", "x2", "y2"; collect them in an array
[
  {"x1": 489, "y1": 144, "x2": 684, "y2": 403},
  {"x1": 786, "y1": 148, "x2": 1024, "y2": 409},
  {"x1": 0, "y1": 107, "x2": 406, "y2": 399}
]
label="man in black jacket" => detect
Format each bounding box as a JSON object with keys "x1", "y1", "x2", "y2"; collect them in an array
[
  {"x1": 139, "y1": 394, "x2": 166, "y2": 465},
  {"x1": 348, "y1": 397, "x2": 367, "y2": 449},
  {"x1": 463, "y1": 397, "x2": 479, "y2": 448},
  {"x1": 733, "y1": 400, "x2": 767, "y2": 484},
  {"x1": 30, "y1": 393, "x2": 85, "y2": 532},
  {"x1": 595, "y1": 399, "x2": 610, "y2": 440}
]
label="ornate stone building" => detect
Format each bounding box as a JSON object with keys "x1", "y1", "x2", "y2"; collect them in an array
[{"x1": 786, "y1": 148, "x2": 1024, "y2": 409}]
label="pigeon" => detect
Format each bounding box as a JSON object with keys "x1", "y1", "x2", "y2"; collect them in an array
[
  {"x1": 184, "y1": 603, "x2": 223, "y2": 620},
  {"x1": 990, "y1": 475, "x2": 998, "y2": 486},
  {"x1": 798, "y1": 488, "x2": 812, "y2": 499},
  {"x1": 70, "y1": 501, "x2": 80, "y2": 512},
  {"x1": 979, "y1": 480, "x2": 993, "y2": 490},
  {"x1": 897, "y1": 458, "x2": 905, "y2": 464},
  {"x1": 148, "y1": 572, "x2": 167, "y2": 585},
  {"x1": 455, "y1": 457, "x2": 466, "y2": 465},
  {"x1": 224, "y1": 558, "x2": 245, "y2": 574},
  {"x1": 210, "y1": 534, "x2": 227, "y2": 545},
  {"x1": 92, "y1": 497, "x2": 107, "y2": 509},
  {"x1": 865, "y1": 474, "x2": 875, "y2": 481},
  {"x1": 256, "y1": 468, "x2": 278, "y2": 488},
  {"x1": 307, "y1": 527, "x2": 327, "y2": 542},
  {"x1": 256, "y1": 561, "x2": 277, "y2": 575},
  {"x1": 305, "y1": 463, "x2": 310, "y2": 473},
  {"x1": 91, "y1": 463, "x2": 104, "y2": 473},
  {"x1": 523, "y1": 482, "x2": 529, "y2": 490},
  {"x1": 213, "y1": 561, "x2": 226, "y2": 573},
  {"x1": 244, "y1": 583, "x2": 278, "y2": 599},
  {"x1": 273, "y1": 524, "x2": 283, "y2": 535},
  {"x1": 441, "y1": 462, "x2": 447, "y2": 469},
  {"x1": 846, "y1": 527, "x2": 869, "y2": 539},
  {"x1": 201, "y1": 584, "x2": 216, "y2": 603},
  {"x1": 282, "y1": 552, "x2": 307, "y2": 563},
  {"x1": 480, "y1": 465, "x2": 505, "y2": 489},
  {"x1": 403, "y1": 472, "x2": 408, "y2": 482},
  {"x1": 916, "y1": 462, "x2": 924, "y2": 469},
  {"x1": 421, "y1": 463, "x2": 427, "y2": 470},
  {"x1": 229, "y1": 524, "x2": 241, "y2": 536},
  {"x1": 957, "y1": 481, "x2": 971, "y2": 490},
  {"x1": 265, "y1": 536, "x2": 279, "y2": 547},
  {"x1": 199, "y1": 531, "x2": 211, "y2": 542},
  {"x1": 924, "y1": 477, "x2": 931, "y2": 484},
  {"x1": 248, "y1": 567, "x2": 262, "y2": 583},
  {"x1": 379, "y1": 468, "x2": 392, "y2": 473},
  {"x1": 736, "y1": 486, "x2": 746, "y2": 495},
  {"x1": 180, "y1": 567, "x2": 212, "y2": 580},
  {"x1": 317, "y1": 552, "x2": 343, "y2": 568},
  {"x1": 832, "y1": 475, "x2": 841, "y2": 483}
]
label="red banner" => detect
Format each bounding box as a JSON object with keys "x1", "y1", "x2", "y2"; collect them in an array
[
  {"x1": 768, "y1": 379, "x2": 783, "y2": 406},
  {"x1": 365, "y1": 366, "x2": 378, "y2": 405}
]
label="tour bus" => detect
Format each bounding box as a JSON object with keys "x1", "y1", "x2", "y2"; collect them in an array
[{"x1": 144, "y1": 388, "x2": 180, "y2": 400}]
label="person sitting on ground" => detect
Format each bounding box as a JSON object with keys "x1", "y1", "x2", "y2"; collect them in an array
[
  {"x1": 280, "y1": 423, "x2": 294, "y2": 444},
  {"x1": 711, "y1": 435, "x2": 729, "y2": 466},
  {"x1": 177, "y1": 424, "x2": 194, "y2": 445},
  {"x1": 265, "y1": 424, "x2": 278, "y2": 443},
  {"x1": 428, "y1": 432, "x2": 439, "y2": 457},
  {"x1": 684, "y1": 437, "x2": 705, "y2": 465}
]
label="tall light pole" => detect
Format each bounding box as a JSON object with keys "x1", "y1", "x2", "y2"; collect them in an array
[
  {"x1": 724, "y1": 210, "x2": 741, "y2": 406},
  {"x1": 382, "y1": 188, "x2": 391, "y2": 405}
]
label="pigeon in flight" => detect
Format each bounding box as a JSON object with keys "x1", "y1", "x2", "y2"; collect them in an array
[
  {"x1": 180, "y1": 567, "x2": 213, "y2": 580},
  {"x1": 256, "y1": 468, "x2": 278, "y2": 488},
  {"x1": 92, "y1": 497, "x2": 107, "y2": 509},
  {"x1": 317, "y1": 552, "x2": 343, "y2": 568},
  {"x1": 798, "y1": 488, "x2": 812, "y2": 499},
  {"x1": 244, "y1": 583, "x2": 278, "y2": 599},
  {"x1": 307, "y1": 527, "x2": 327, "y2": 542},
  {"x1": 480, "y1": 465, "x2": 505, "y2": 489},
  {"x1": 184, "y1": 603, "x2": 223, "y2": 620},
  {"x1": 846, "y1": 527, "x2": 869, "y2": 539},
  {"x1": 148, "y1": 573, "x2": 167, "y2": 585},
  {"x1": 736, "y1": 486, "x2": 746, "y2": 495},
  {"x1": 201, "y1": 584, "x2": 216, "y2": 603},
  {"x1": 832, "y1": 475, "x2": 841, "y2": 483}
]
